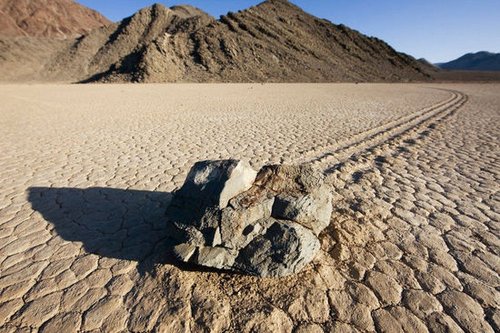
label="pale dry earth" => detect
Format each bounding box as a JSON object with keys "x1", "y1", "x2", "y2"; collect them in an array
[{"x1": 0, "y1": 83, "x2": 498, "y2": 332}]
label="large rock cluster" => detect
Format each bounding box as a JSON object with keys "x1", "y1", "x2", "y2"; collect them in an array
[{"x1": 166, "y1": 159, "x2": 333, "y2": 277}]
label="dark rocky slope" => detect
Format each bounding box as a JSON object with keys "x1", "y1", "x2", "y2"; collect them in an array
[{"x1": 0, "y1": 0, "x2": 432, "y2": 82}]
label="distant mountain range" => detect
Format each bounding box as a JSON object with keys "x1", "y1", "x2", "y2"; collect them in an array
[
  {"x1": 437, "y1": 51, "x2": 500, "y2": 71},
  {"x1": 0, "y1": 0, "x2": 433, "y2": 82}
]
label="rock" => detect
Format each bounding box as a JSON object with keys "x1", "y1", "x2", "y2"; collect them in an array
[
  {"x1": 173, "y1": 244, "x2": 197, "y2": 262},
  {"x1": 167, "y1": 159, "x2": 258, "y2": 243},
  {"x1": 176, "y1": 159, "x2": 257, "y2": 209},
  {"x1": 273, "y1": 189, "x2": 333, "y2": 236},
  {"x1": 255, "y1": 164, "x2": 326, "y2": 194},
  {"x1": 195, "y1": 247, "x2": 238, "y2": 270},
  {"x1": 220, "y1": 197, "x2": 275, "y2": 249},
  {"x1": 167, "y1": 160, "x2": 333, "y2": 277},
  {"x1": 234, "y1": 219, "x2": 321, "y2": 277}
]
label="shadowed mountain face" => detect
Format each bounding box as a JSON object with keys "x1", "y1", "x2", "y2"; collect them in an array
[
  {"x1": 0, "y1": 0, "x2": 110, "y2": 39},
  {"x1": 0, "y1": 0, "x2": 432, "y2": 82},
  {"x1": 438, "y1": 52, "x2": 500, "y2": 71},
  {"x1": 417, "y1": 58, "x2": 439, "y2": 73}
]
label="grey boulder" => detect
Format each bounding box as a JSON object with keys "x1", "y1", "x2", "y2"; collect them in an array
[
  {"x1": 176, "y1": 159, "x2": 257, "y2": 209},
  {"x1": 167, "y1": 160, "x2": 333, "y2": 277},
  {"x1": 235, "y1": 219, "x2": 321, "y2": 277}
]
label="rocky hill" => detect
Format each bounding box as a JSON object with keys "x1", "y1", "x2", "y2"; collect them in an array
[
  {"x1": 0, "y1": 0, "x2": 432, "y2": 82},
  {"x1": 437, "y1": 51, "x2": 500, "y2": 71},
  {"x1": 0, "y1": 0, "x2": 110, "y2": 39},
  {"x1": 417, "y1": 58, "x2": 439, "y2": 72}
]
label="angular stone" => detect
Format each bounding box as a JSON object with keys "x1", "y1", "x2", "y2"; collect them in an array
[
  {"x1": 176, "y1": 226, "x2": 205, "y2": 247},
  {"x1": 173, "y1": 243, "x2": 197, "y2": 262},
  {"x1": 195, "y1": 247, "x2": 238, "y2": 270},
  {"x1": 169, "y1": 207, "x2": 220, "y2": 244},
  {"x1": 255, "y1": 164, "x2": 326, "y2": 194},
  {"x1": 272, "y1": 187, "x2": 332, "y2": 235},
  {"x1": 167, "y1": 160, "x2": 331, "y2": 277},
  {"x1": 220, "y1": 198, "x2": 275, "y2": 249},
  {"x1": 212, "y1": 227, "x2": 222, "y2": 246},
  {"x1": 175, "y1": 159, "x2": 257, "y2": 209},
  {"x1": 234, "y1": 220, "x2": 320, "y2": 277}
]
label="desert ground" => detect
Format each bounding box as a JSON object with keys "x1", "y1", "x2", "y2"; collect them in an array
[{"x1": 0, "y1": 83, "x2": 498, "y2": 332}]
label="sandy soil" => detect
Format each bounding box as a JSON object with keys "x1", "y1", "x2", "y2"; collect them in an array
[{"x1": 0, "y1": 83, "x2": 498, "y2": 332}]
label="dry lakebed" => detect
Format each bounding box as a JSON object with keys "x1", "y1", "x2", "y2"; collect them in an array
[{"x1": 0, "y1": 83, "x2": 499, "y2": 332}]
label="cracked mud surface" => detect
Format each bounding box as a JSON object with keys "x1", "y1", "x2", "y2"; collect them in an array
[{"x1": 0, "y1": 84, "x2": 498, "y2": 332}]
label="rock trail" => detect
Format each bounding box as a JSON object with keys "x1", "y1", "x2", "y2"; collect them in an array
[{"x1": 304, "y1": 88, "x2": 468, "y2": 170}]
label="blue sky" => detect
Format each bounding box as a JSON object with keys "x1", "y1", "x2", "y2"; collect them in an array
[{"x1": 79, "y1": 0, "x2": 500, "y2": 63}]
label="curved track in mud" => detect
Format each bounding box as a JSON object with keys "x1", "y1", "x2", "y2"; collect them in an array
[{"x1": 302, "y1": 88, "x2": 469, "y2": 172}]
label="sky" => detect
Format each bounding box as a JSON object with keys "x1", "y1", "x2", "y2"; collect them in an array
[{"x1": 78, "y1": 0, "x2": 500, "y2": 63}]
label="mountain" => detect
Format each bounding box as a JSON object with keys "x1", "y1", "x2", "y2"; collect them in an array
[
  {"x1": 0, "y1": 0, "x2": 432, "y2": 82},
  {"x1": 0, "y1": 0, "x2": 110, "y2": 39},
  {"x1": 417, "y1": 58, "x2": 439, "y2": 72},
  {"x1": 438, "y1": 51, "x2": 500, "y2": 71}
]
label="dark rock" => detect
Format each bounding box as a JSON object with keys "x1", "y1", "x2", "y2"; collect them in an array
[
  {"x1": 234, "y1": 219, "x2": 321, "y2": 277},
  {"x1": 167, "y1": 160, "x2": 333, "y2": 277}
]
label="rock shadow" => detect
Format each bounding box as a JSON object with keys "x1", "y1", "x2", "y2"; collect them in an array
[{"x1": 28, "y1": 187, "x2": 180, "y2": 274}]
